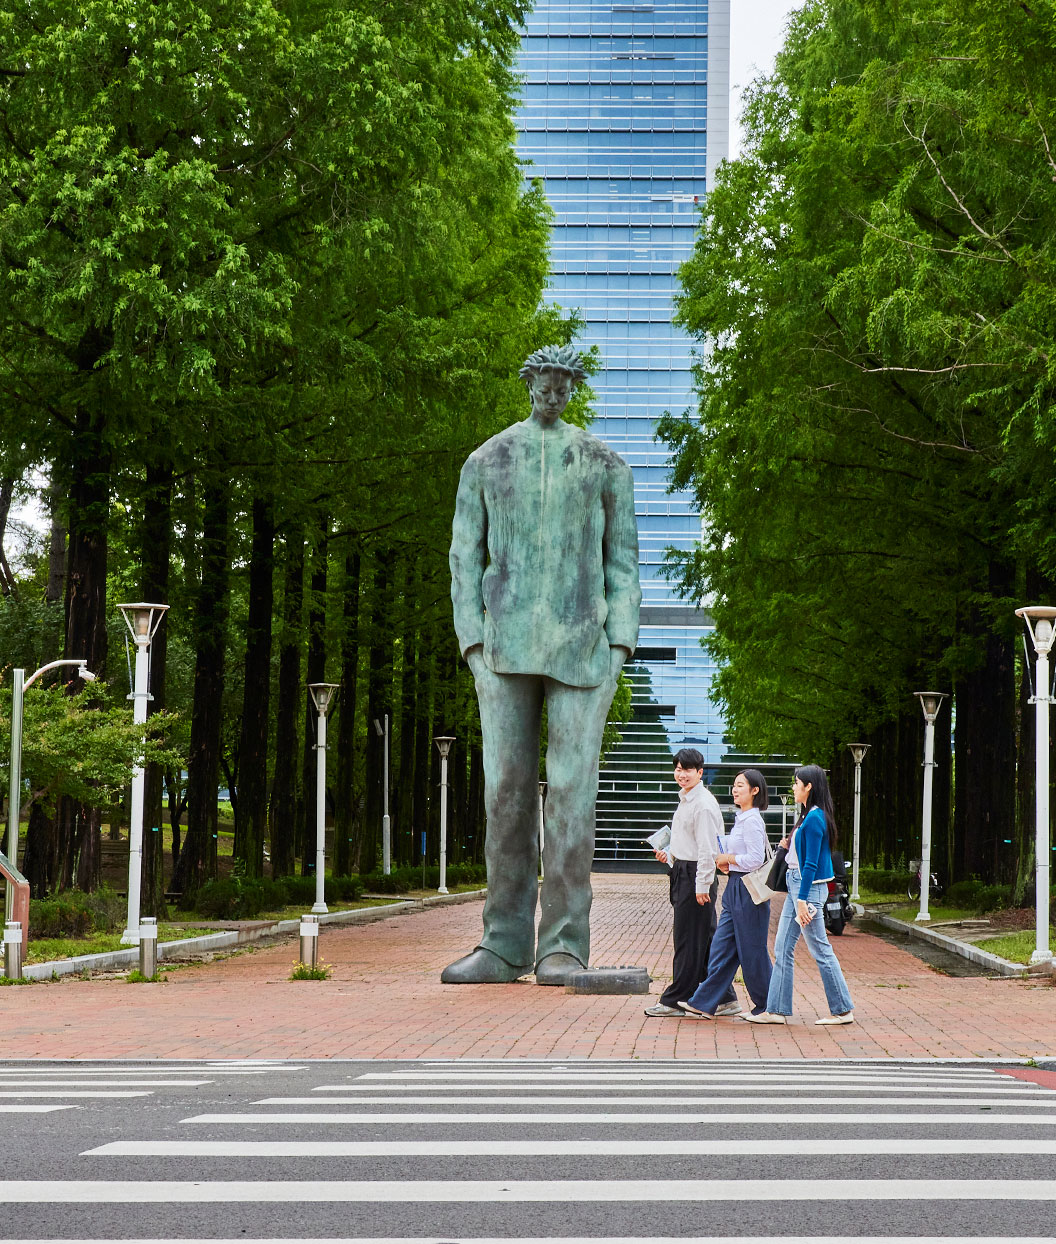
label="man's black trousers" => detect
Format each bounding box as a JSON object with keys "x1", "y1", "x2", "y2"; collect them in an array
[{"x1": 659, "y1": 859, "x2": 735, "y2": 1008}]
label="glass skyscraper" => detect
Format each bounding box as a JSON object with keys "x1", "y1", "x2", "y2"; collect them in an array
[{"x1": 516, "y1": 1, "x2": 759, "y2": 859}]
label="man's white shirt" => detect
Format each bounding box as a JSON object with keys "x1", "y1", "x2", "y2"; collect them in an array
[{"x1": 668, "y1": 781, "x2": 721, "y2": 892}]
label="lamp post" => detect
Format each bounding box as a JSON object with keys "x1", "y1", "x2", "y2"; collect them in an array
[
  {"x1": 373, "y1": 715, "x2": 391, "y2": 876},
  {"x1": 308, "y1": 683, "x2": 339, "y2": 914},
  {"x1": 779, "y1": 792, "x2": 790, "y2": 841},
  {"x1": 913, "y1": 691, "x2": 947, "y2": 924},
  {"x1": 1015, "y1": 606, "x2": 1056, "y2": 965},
  {"x1": 434, "y1": 736, "x2": 455, "y2": 895},
  {"x1": 6, "y1": 659, "x2": 95, "y2": 922},
  {"x1": 118, "y1": 603, "x2": 169, "y2": 945},
  {"x1": 847, "y1": 743, "x2": 870, "y2": 902}
]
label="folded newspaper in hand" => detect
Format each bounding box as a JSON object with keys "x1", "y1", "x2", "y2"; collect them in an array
[{"x1": 646, "y1": 824, "x2": 672, "y2": 866}]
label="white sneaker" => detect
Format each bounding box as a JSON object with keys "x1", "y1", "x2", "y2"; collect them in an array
[
  {"x1": 644, "y1": 1003, "x2": 684, "y2": 1017},
  {"x1": 715, "y1": 1001, "x2": 743, "y2": 1017}
]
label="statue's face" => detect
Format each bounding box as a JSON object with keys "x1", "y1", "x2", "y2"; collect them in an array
[{"x1": 528, "y1": 368, "x2": 572, "y2": 425}]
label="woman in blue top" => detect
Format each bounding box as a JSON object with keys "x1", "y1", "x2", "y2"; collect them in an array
[
  {"x1": 679, "y1": 768, "x2": 773, "y2": 1018},
  {"x1": 744, "y1": 764, "x2": 855, "y2": 1026}
]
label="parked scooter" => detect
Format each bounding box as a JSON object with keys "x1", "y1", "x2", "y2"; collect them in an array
[{"x1": 823, "y1": 851, "x2": 854, "y2": 936}]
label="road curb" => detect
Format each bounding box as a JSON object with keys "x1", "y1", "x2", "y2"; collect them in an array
[
  {"x1": 20, "y1": 888, "x2": 487, "y2": 981},
  {"x1": 869, "y1": 911, "x2": 1027, "y2": 977}
]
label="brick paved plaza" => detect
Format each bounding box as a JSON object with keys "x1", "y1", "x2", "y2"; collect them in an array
[{"x1": 1, "y1": 874, "x2": 1053, "y2": 1060}]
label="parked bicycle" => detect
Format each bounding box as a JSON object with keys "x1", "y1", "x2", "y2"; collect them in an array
[{"x1": 908, "y1": 858, "x2": 943, "y2": 902}]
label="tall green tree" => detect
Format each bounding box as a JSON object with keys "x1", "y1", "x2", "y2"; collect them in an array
[{"x1": 663, "y1": 0, "x2": 1056, "y2": 884}]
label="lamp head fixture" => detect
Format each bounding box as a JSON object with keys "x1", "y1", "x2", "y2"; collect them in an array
[
  {"x1": 118, "y1": 602, "x2": 169, "y2": 645},
  {"x1": 914, "y1": 691, "x2": 947, "y2": 723},
  {"x1": 847, "y1": 742, "x2": 871, "y2": 765},
  {"x1": 433, "y1": 735, "x2": 455, "y2": 759},
  {"x1": 78, "y1": 665, "x2": 97, "y2": 684},
  {"x1": 1016, "y1": 605, "x2": 1056, "y2": 657},
  {"x1": 308, "y1": 682, "x2": 340, "y2": 715}
]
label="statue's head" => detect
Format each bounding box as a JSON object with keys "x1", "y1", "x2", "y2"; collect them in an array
[{"x1": 519, "y1": 345, "x2": 587, "y2": 426}]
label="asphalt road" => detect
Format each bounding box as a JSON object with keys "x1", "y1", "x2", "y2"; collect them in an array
[{"x1": 0, "y1": 1057, "x2": 1053, "y2": 1241}]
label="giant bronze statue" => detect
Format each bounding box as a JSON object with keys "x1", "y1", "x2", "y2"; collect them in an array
[{"x1": 443, "y1": 345, "x2": 641, "y2": 985}]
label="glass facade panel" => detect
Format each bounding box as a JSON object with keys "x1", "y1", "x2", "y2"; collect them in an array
[{"x1": 515, "y1": 0, "x2": 760, "y2": 864}]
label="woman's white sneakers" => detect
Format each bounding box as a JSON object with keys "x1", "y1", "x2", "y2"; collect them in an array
[{"x1": 815, "y1": 1011, "x2": 855, "y2": 1025}]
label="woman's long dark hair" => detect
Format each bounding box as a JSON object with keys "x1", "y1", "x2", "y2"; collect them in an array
[{"x1": 794, "y1": 764, "x2": 837, "y2": 850}]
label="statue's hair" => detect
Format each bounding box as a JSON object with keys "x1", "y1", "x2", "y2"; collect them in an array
[{"x1": 519, "y1": 344, "x2": 588, "y2": 385}]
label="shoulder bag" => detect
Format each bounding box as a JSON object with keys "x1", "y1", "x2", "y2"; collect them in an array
[{"x1": 743, "y1": 834, "x2": 779, "y2": 905}]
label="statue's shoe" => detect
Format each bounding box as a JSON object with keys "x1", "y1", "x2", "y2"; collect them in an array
[
  {"x1": 440, "y1": 947, "x2": 529, "y2": 984},
  {"x1": 534, "y1": 952, "x2": 586, "y2": 986}
]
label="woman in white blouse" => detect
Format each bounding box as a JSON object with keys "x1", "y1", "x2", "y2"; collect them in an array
[{"x1": 680, "y1": 769, "x2": 773, "y2": 1018}]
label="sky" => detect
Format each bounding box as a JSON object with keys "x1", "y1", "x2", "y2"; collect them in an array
[{"x1": 729, "y1": 0, "x2": 803, "y2": 157}]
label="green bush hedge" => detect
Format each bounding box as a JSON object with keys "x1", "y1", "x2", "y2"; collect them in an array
[
  {"x1": 29, "y1": 885, "x2": 125, "y2": 937},
  {"x1": 360, "y1": 862, "x2": 487, "y2": 893},
  {"x1": 944, "y1": 879, "x2": 1014, "y2": 914},
  {"x1": 857, "y1": 867, "x2": 914, "y2": 895}
]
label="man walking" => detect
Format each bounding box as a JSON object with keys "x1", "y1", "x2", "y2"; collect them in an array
[
  {"x1": 443, "y1": 344, "x2": 641, "y2": 986},
  {"x1": 645, "y1": 748, "x2": 739, "y2": 1017}
]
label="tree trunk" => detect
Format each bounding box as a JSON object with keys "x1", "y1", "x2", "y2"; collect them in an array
[
  {"x1": 46, "y1": 481, "x2": 67, "y2": 606},
  {"x1": 141, "y1": 461, "x2": 172, "y2": 915},
  {"x1": 54, "y1": 409, "x2": 112, "y2": 892},
  {"x1": 395, "y1": 630, "x2": 419, "y2": 868},
  {"x1": 234, "y1": 496, "x2": 275, "y2": 879},
  {"x1": 334, "y1": 549, "x2": 360, "y2": 877},
  {"x1": 300, "y1": 516, "x2": 329, "y2": 876},
  {"x1": 172, "y1": 480, "x2": 230, "y2": 897},
  {"x1": 412, "y1": 647, "x2": 434, "y2": 868},
  {"x1": 953, "y1": 571, "x2": 1017, "y2": 884},
  {"x1": 362, "y1": 554, "x2": 392, "y2": 875},
  {"x1": 269, "y1": 529, "x2": 304, "y2": 877}
]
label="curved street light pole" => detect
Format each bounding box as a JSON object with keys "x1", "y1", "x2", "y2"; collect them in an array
[{"x1": 6, "y1": 659, "x2": 94, "y2": 922}]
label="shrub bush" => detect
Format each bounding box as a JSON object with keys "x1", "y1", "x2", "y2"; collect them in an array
[
  {"x1": 194, "y1": 877, "x2": 289, "y2": 920},
  {"x1": 856, "y1": 867, "x2": 913, "y2": 895},
  {"x1": 280, "y1": 875, "x2": 363, "y2": 905},
  {"x1": 359, "y1": 862, "x2": 487, "y2": 893},
  {"x1": 83, "y1": 884, "x2": 125, "y2": 933},
  {"x1": 945, "y1": 879, "x2": 1014, "y2": 914},
  {"x1": 29, "y1": 891, "x2": 96, "y2": 937}
]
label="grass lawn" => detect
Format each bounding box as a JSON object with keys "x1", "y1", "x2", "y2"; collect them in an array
[
  {"x1": 25, "y1": 925, "x2": 217, "y2": 964},
  {"x1": 975, "y1": 929, "x2": 1055, "y2": 965},
  {"x1": 857, "y1": 888, "x2": 911, "y2": 905},
  {"x1": 888, "y1": 904, "x2": 979, "y2": 924}
]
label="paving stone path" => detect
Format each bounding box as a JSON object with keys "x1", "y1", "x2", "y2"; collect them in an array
[{"x1": 2, "y1": 874, "x2": 1052, "y2": 1060}]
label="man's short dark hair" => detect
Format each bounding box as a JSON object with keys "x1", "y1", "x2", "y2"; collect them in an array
[{"x1": 673, "y1": 747, "x2": 705, "y2": 771}]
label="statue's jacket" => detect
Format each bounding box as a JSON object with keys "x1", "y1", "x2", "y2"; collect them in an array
[{"x1": 450, "y1": 417, "x2": 641, "y2": 689}]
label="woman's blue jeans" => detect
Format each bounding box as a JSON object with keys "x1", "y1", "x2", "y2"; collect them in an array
[{"x1": 765, "y1": 868, "x2": 854, "y2": 1017}]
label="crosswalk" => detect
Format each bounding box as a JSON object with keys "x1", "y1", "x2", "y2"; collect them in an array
[{"x1": 2, "y1": 1058, "x2": 1055, "y2": 1240}]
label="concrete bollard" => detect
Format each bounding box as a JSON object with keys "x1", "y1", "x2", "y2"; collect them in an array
[
  {"x1": 299, "y1": 914, "x2": 319, "y2": 969},
  {"x1": 139, "y1": 916, "x2": 158, "y2": 978},
  {"x1": 3, "y1": 921, "x2": 22, "y2": 981}
]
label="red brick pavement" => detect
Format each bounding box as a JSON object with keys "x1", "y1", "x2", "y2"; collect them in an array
[{"x1": 1, "y1": 874, "x2": 1053, "y2": 1060}]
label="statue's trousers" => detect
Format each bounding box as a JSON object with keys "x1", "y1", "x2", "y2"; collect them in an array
[{"x1": 472, "y1": 666, "x2": 616, "y2": 970}]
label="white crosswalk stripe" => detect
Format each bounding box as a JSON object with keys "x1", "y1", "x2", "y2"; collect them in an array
[{"x1": 4, "y1": 1059, "x2": 1056, "y2": 1239}]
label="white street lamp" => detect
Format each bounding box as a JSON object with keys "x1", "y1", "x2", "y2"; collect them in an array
[
  {"x1": 779, "y1": 791, "x2": 790, "y2": 841},
  {"x1": 308, "y1": 683, "x2": 340, "y2": 914},
  {"x1": 1015, "y1": 605, "x2": 1056, "y2": 965},
  {"x1": 5, "y1": 659, "x2": 95, "y2": 922},
  {"x1": 434, "y1": 736, "x2": 455, "y2": 896},
  {"x1": 373, "y1": 715, "x2": 391, "y2": 876},
  {"x1": 913, "y1": 691, "x2": 947, "y2": 924},
  {"x1": 847, "y1": 743, "x2": 871, "y2": 902},
  {"x1": 118, "y1": 603, "x2": 168, "y2": 944}
]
